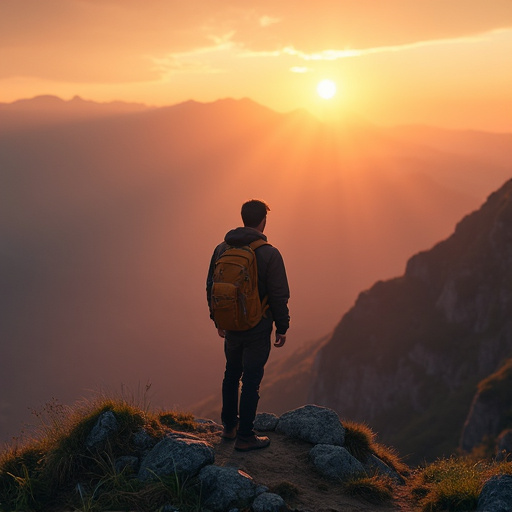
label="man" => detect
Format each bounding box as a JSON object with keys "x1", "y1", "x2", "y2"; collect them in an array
[{"x1": 206, "y1": 199, "x2": 290, "y2": 451}]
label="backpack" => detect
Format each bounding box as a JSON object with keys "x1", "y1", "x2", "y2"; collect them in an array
[{"x1": 210, "y1": 239, "x2": 268, "y2": 331}]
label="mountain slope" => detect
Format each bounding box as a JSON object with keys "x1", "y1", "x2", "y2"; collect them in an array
[{"x1": 309, "y1": 179, "x2": 512, "y2": 462}]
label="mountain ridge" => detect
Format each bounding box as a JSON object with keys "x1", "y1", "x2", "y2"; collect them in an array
[{"x1": 307, "y1": 178, "x2": 512, "y2": 462}]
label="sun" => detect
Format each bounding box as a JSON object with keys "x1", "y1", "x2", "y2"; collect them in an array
[{"x1": 316, "y1": 79, "x2": 337, "y2": 100}]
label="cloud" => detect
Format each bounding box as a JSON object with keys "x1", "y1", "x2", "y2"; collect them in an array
[
  {"x1": 0, "y1": 1, "x2": 511, "y2": 86},
  {"x1": 275, "y1": 28, "x2": 510, "y2": 62},
  {"x1": 259, "y1": 16, "x2": 281, "y2": 28}
]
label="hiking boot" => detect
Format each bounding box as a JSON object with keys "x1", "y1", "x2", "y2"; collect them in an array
[
  {"x1": 234, "y1": 434, "x2": 270, "y2": 452},
  {"x1": 221, "y1": 424, "x2": 238, "y2": 440}
]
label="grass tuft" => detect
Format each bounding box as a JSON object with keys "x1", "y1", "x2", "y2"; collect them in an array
[
  {"x1": 343, "y1": 420, "x2": 409, "y2": 476},
  {"x1": 0, "y1": 392, "x2": 204, "y2": 511},
  {"x1": 159, "y1": 411, "x2": 198, "y2": 432},
  {"x1": 409, "y1": 457, "x2": 512, "y2": 512},
  {"x1": 343, "y1": 421, "x2": 374, "y2": 461},
  {"x1": 342, "y1": 474, "x2": 394, "y2": 505}
]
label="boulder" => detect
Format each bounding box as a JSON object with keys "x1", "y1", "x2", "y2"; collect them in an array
[
  {"x1": 132, "y1": 428, "x2": 156, "y2": 453},
  {"x1": 255, "y1": 412, "x2": 279, "y2": 432},
  {"x1": 195, "y1": 418, "x2": 223, "y2": 433},
  {"x1": 309, "y1": 444, "x2": 365, "y2": 480},
  {"x1": 364, "y1": 454, "x2": 405, "y2": 484},
  {"x1": 477, "y1": 474, "x2": 512, "y2": 512},
  {"x1": 86, "y1": 411, "x2": 119, "y2": 449},
  {"x1": 252, "y1": 491, "x2": 286, "y2": 512},
  {"x1": 276, "y1": 405, "x2": 345, "y2": 445},
  {"x1": 138, "y1": 435, "x2": 214, "y2": 481},
  {"x1": 198, "y1": 465, "x2": 263, "y2": 512}
]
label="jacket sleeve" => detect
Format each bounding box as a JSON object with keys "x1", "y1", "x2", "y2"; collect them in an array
[{"x1": 265, "y1": 249, "x2": 290, "y2": 334}]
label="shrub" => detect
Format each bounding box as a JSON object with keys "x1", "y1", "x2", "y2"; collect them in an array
[
  {"x1": 0, "y1": 395, "x2": 202, "y2": 512},
  {"x1": 411, "y1": 457, "x2": 484, "y2": 512},
  {"x1": 342, "y1": 475, "x2": 394, "y2": 505}
]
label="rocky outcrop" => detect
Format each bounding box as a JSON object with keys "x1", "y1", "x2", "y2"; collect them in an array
[
  {"x1": 83, "y1": 405, "x2": 402, "y2": 511},
  {"x1": 309, "y1": 179, "x2": 512, "y2": 462},
  {"x1": 461, "y1": 358, "x2": 512, "y2": 454}
]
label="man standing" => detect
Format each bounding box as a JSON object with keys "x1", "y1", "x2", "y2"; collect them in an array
[{"x1": 206, "y1": 199, "x2": 290, "y2": 451}]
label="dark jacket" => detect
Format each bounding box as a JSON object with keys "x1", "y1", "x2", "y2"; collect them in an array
[{"x1": 206, "y1": 227, "x2": 290, "y2": 335}]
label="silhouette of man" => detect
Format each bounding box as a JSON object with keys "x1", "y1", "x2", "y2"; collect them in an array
[{"x1": 206, "y1": 199, "x2": 290, "y2": 451}]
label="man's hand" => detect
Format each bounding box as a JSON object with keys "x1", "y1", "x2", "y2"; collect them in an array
[
  {"x1": 274, "y1": 333, "x2": 286, "y2": 347},
  {"x1": 217, "y1": 328, "x2": 226, "y2": 338}
]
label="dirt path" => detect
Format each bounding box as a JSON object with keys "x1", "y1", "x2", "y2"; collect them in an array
[{"x1": 202, "y1": 430, "x2": 416, "y2": 512}]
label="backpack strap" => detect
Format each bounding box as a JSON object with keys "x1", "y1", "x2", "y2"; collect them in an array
[{"x1": 249, "y1": 239, "x2": 269, "y2": 251}]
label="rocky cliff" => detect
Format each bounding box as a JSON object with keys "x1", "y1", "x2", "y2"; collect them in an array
[{"x1": 309, "y1": 178, "x2": 512, "y2": 462}]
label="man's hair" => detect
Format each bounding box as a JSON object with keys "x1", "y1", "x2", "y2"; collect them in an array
[{"x1": 241, "y1": 199, "x2": 270, "y2": 228}]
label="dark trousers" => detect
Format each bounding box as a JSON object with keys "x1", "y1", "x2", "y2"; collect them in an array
[{"x1": 221, "y1": 331, "x2": 271, "y2": 437}]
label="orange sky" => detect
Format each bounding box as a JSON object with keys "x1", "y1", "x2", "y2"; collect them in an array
[{"x1": 1, "y1": 0, "x2": 511, "y2": 131}]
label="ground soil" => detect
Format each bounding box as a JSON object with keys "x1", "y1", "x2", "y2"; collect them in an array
[{"x1": 201, "y1": 429, "x2": 418, "y2": 512}]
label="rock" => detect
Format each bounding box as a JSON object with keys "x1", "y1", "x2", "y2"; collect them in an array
[
  {"x1": 132, "y1": 429, "x2": 156, "y2": 453},
  {"x1": 477, "y1": 474, "x2": 512, "y2": 512},
  {"x1": 138, "y1": 435, "x2": 214, "y2": 481},
  {"x1": 496, "y1": 429, "x2": 512, "y2": 461},
  {"x1": 254, "y1": 412, "x2": 279, "y2": 431},
  {"x1": 252, "y1": 492, "x2": 286, "y2": 512},
  {"x1": 309, "y1": 444, "x2": 365, "y2": 480},
  {"x1": 364, "y1": 454, "x2": 405, "y2": 484},
  {"x1": 195, "y1": 418, "x2": 223, "y2": 433},
  {"x1": 86, "y1": 411, "x2": 119, "y2": 449},
  {"x1": 198, "y1": 465, "x2": 261, "y2": 512},
  {"x1": 276, "y1": 405, "x2": 345, "y2": 445}
]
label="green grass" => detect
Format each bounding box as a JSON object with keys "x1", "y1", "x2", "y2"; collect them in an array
[
  {"x1": 410, "y1": 456, "x2": 512, "y2": 512},
  {"x1": 343, "y1": 420, "x2": 409, "y2": 476},
  {"x1": 0, "y1": 395, "x2": 203, "y2": 512},
  {"x1": 342, "y1": 475, "x2": 394, "y2": 505},
  {"x1": 2, "y1": 392, "x2": 512, "y2": 512}
]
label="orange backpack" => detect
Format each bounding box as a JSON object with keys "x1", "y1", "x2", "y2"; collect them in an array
[{"x1": 210, "y1": 240, "x2": 268, "y2": 331}]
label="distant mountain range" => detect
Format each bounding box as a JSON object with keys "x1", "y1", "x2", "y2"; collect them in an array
[{"x1": 1, "y1": 96, "x2": 510, "y2": 451}]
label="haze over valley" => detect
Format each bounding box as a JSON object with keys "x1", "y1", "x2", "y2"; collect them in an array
[{"x1": 1, "y1": 96, "x2": 511, "y2": 447}]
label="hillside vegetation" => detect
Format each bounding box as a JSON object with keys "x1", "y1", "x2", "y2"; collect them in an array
[{"x1": 1, "y1": 395, "x2": 512, "y2": 512}]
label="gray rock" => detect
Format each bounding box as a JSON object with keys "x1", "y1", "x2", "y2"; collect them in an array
[
  {"x1": 310, "y1": 444, "x2": 365, "y2": 480},
  {"x1": 477, "y1": 475, "x2": 512, "y2": 512},
  {"x1": 86, "y1": 411, "x2": 119, "y2": 449},
  {"x1": 254, "y1": 412, "x2": 279, "y2": 431},
  {"x1": 364, "y1": 454, "x2": 405, "y2": 484},
  {"x1": 198, "y1": 465, "x2": 259, "y2": 512},
  {"x1": 496, "y1": 429, "x2": 512, "y2": 461},
  {"x1": 132, "y1": 429, "x2": 156, "y2": 453},
  {"x1": 252, "y1": 492, "x2": 286, "y2": 512},
  {"x1": 276, "y1": 405, "x2": 345, "y2": 445},
  {"x1": 138, "y1": 435, "x2": 214, "y2": 481},
  {"x1": 195, "y1": 418, "x2": 223, "y2": 433}
]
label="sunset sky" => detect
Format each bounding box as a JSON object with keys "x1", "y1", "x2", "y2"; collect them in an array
[{"x1": 1, "y1": 0, "x2": 511, "y2": 131}]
